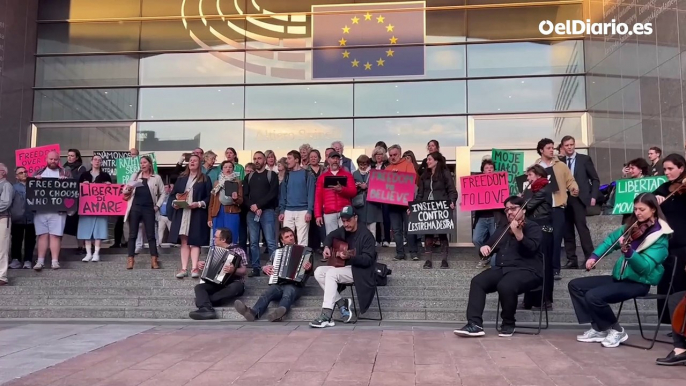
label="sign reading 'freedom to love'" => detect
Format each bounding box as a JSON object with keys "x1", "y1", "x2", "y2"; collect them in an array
[
  {"x1": 612, "y1": 176, "x2": 667, "y2": 214},
  {"x1": 366, "y1": 170, "x2": 416, "y2": 206},
  {"x1": 459, "y1": 171, "x2": 510, "y2": 211}
]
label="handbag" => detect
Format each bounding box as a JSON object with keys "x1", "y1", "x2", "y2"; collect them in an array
[
  {"x1": 176, "y1": 191, "x2": 189, "y2": 201},
  {"x1": 375, "y1": 262, "x2": 392, "y2": 286},
  {"x1": 352, "y1": 173, "x2": 369, "y2": 208}
]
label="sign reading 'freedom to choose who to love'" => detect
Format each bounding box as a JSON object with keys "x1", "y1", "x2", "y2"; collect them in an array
[
  {"x1": 366, "y1": 170, "x2": 417, "y2": 206},
  {"x1": 26, "y1": 178, "x2": 79, "y2": 212}
]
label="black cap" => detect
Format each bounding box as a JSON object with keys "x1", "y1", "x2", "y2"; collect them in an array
[{"x1": 329, "y1": 151, "x2": 342, "y2": 158}]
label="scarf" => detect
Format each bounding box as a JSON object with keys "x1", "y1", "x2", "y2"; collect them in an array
[
  {"x1": 358, "y1": 166, "x2": 370, "y2": 175},
  {"x1": 531, "y1": 177, "x2": 549, "y2": 193},
  {"x1": 211, "y1": 172, "x2": 237, "y2": 195},
  {"x1": 63, "y1": 160, "x2": 82, "y2": 172}
]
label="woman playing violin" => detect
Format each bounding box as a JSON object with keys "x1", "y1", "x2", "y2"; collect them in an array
[
  {"x1": 653, "y1": 153, "x2": 686, "y2": 324},
  {"x1": 568, "y1": 193, "x2": 673, "y2": 348}
]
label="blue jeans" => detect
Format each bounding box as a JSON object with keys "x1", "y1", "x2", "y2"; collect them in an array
[
  {"x1": 252, "y1": 284, "x2": 302, "y2": 319},
  {"x1": 389, "y1": 206, "x2": 417, "y2": 257},
  {"x1": 247, "y1": 209, "x2": 277, "y2": 269},
  {"x1": 473, "y1": 217, "x2": 497, "y2": 267}
]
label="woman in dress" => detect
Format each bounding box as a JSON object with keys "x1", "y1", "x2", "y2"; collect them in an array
[
  {"x1": 208, "y1": 161, "x2": 242, "y2": 245},
  {"x1": 167, "y1": 155, "x2": 213, "y2": 279},
  {"x1": 77, "y1": 155, "x2": 112, "y2": 263},
  {"x1": 64, "y1": 149, "x2": 87, "y2": 252}
]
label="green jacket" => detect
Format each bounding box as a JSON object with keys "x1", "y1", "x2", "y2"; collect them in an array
[{"x1": 591, "y1": 219, "x2": 672, "y2": 286}]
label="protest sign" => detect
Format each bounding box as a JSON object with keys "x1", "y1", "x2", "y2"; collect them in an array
[
  {"x1": 116, "y1": 153, "x2": 158, "y2": 184},
  {"x1": 407, "y1": 200, "x2": 455, "y2": 235},
  {"x1": 459, "y1": 171, "x2": 509, "y2": 211},
  {"x1": 16, "y1": 144, "x2": 61, "y2": 177},
  {"x1": 367, "y1": 169, "x2": 416, "y2": 206},
  {"x1": 26, "y1": 178, "x2": 79, "y2": 213},
  {"x1": 94, "y1": 151, "x2": 131, "y2": 177},
  {"x1": 78, "y1": 183, "x2": 127, "y2": 216},
  {"x1": 515, "y1": 167, "x2": 558, "y2": 193},
  {"x1": 612, "y1": 176, "x2": 667, "y2": 214},
  {"x1": 491, "y1": 149, "x2": 524, "y2": 196}
]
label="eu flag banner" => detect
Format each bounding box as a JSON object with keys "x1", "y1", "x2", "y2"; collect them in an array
[{"x1": 311, "y1": 2, "x2": 425, "y2": 79}]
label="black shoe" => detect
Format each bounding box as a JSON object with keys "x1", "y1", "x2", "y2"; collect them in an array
[
  {"x1": 554, "y1": 270, "x2": 561, "y2": 281},
  {"x1": 189, "y1": 308, "x2": 217, "y2": 320},
  {"x1": 656, "y1": 350, "x2": 686, "y2": 366},
  {"x1": 248, "y1": 268, "x2": 260, "y2": 277},
  {"x1": 562, "y1": 260, "x2": 578, "y2": 269},
  {"x1": 423, "y1": 260, "x2": 432, "y2": 269},
  {"x1": 499, "y1": 325, "x2": 516, "y2": 337},
  {"x1": 440, "y1": 259, "x2": 449, "y2": 269},
  {"x1": 517, "y1": 302, "x2": 532, "y2": 310},
  {"x1": 532, "y1": 301, "x2": 553, "y2": 311},
  {"x1": 453, "y1": 323, "x2": 485, "y2": 337},
  {"x1": 393, "y1": 255, "x2": 406, "y2": 261},
  {"x1": 109, "y1": 243, "x2": 122, "y2": 249},
  {"x1": 267, "y1": 306, "x2": 288, "y2": 322},
  {"x1": 412, "y1": 253, "x2": 420, "y2": 261},
  {"x1": 234, "y1": 300, "x2": 256, "y2": 322}
]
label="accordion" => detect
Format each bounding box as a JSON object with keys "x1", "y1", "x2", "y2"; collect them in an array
[
  {"x1": 200, "y1": 246, "x2": 242, "y2": 285},
  {"x1": 269, "y1": 245, "x2": 313, "y2": 285}
]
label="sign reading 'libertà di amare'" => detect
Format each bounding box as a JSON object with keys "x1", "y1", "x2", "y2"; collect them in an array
[
  {"x1": 26, "y1": 178, "x2": 79, "y2": 212},
  {"x1": 407, "y1": 200, "x2": 455, "y2": 235}
]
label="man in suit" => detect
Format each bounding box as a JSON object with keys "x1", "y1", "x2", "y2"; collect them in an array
[
  {"x1": 648, "y1": 146, "x2": 664, "y2": 176},
  {"x1": 559, "y1": 135, "x2": 599, "y2": 269}
]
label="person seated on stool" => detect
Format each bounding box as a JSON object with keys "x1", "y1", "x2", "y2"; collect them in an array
[
  {"x1": 234, "y1": 227, "x2": 313, "y2": 322},
  {"x1": 309, "y1": 206, "x2": 377, "y2": 328},
  {"x1": 569, "y1": 193, "x2": 672, "y2": 348},
  {"x1": 454, "y1": 196, "x2": 543, "y2": 338},
  {"x1": 189, "y1": 228, "x2": 248, "y2": 320},
  {"x1": 656, "y1": 290, "x2": 686, "y2": 365}
]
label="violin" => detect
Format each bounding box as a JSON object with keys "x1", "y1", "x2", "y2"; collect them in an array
[
  {"x1": 481, "y1": 197, "x2": 532, "y2": 257},
  {"x1": 672, "y1": 293, "x2": 686, "y2": 337},
  {"x1": 620, "y1": 218, "x2": 655, "y2": 253},
  {"x1": 668, "y1": 177, "x2": 686, "y2": 195}
]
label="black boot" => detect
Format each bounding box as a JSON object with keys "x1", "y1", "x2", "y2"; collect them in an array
[
  {"x1": 189, "y1": 307, "x2": 217, "y2": 320},
  {"x1": 440, "y1": 239, "x2": 449, "y2": 269}
]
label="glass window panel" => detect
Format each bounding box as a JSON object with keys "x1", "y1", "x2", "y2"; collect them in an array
[
  {"x1": 37, "y1": 22, "x2": 141, "y2": 54},
  {"x1": 142, "y1": 0, "x2": 245, "y2": 17},
  {"x1": 35, "y1": 123, "x2": 131, "y2": 151},
  {"x1": 245, "y1": 84, "x2": 353, "y2": 119},
  {"x1": 138, "y1": 121, "x2": 244, "y2": 152},
  {"x1": 468, "y1": 76, "x2": 586, "y2": 114},
  {"x1": 354, "y1": 116, "x2": 467, "y2": 157},
  {"x1": 467, "y1": 5, "x2": 583, "y2": 41},
  {"x1": 354, "y1": 81, "x2": 465, "y2": 117},
  {"x1": 36, "y1": 55, "x2": 139, "y2": 87},
  {"x1": 139, "y1": 52, "x2": 245, "y2": 85},
  {"x1": 138, "y1": 87, "x2": 244, "y2": 120},
  {"x1": 244, "y1": 119, "x2": 353, "y2": 152},
  {"x1": 471, "y1": 114, "x2": 584, "y2": 150},
  {"x1": 467, "y1": 40, "x2": 585, "y2": 77},
  {"x1": 427, "y1": 10, "x2": 466, "y2": 44},
  {"x1": 34, "y1": 89, "x2": 138, "y2": 121},
  {"x1": 38, "y1": 0, "x2": 141, "y2": 20},
  {"x1": 352, "y1": 45, "x2": 466, "y2": 82},
  {"x1": 140, "y1": 19, "x2": 246, "y2": 51}
]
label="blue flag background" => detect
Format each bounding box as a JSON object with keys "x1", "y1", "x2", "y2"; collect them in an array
[{"x1": 311, "y1": 2, "x2": 425, "y2": 79}]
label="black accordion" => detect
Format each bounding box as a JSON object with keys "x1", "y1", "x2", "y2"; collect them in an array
[
  {"x1": 200, "y1": 246, "x2": 242, "y2": 285},
  {"x1": 269, "y1": 245, "x2": 313, "y2": 285}
]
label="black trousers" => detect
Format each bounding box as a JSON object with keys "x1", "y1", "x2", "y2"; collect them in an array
[
  {"x1": 524, "y1": 229, "x2": 554, "y2": 306},
  {"x1": 466, "y1": 268, "x2": 541, "y2": 327},
  {"x1": 668, "y1": 291, "x2": 686, "y2": 349},
  {"x1": 194, "y1": 281, "x2": 245, "y2": 310},
  {"x1": 551, "y1": 207, "x2": 565, "y2": 271},
  {"x1": 308, "y1": 216, "x2": 322, "y2": 250},
  {"x1": 568, "y1": 275, "x2": 649, "y2": 331},
  {"x1": 127, "y1": 205, "x2": 158, "y2": 257},
  {"x1": 658, "y1": 247, "x2": 686, "y2": 324},
  {"x1": 563, "y1": 197, "x2": 594, "y2": 264},
  {"x1": 11, "y1": 223, "x2": 36, "y2": 264},
  {"x1": 113, "y1": 216, "x2": 124, "y2": 245}
]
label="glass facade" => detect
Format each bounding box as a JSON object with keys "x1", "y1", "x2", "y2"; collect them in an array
[{"x1": 32, "y1": 0, "x2": 587, "y2": 169}]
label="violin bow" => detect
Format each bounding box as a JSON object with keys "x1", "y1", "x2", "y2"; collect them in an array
[{"x1": 483, "y1": 189, "x2": 533, "y2": 257}]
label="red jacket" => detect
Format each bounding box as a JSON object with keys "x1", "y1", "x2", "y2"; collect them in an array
[{"x1": 314, "y1": 169, "x2": 357, "y2": 217}]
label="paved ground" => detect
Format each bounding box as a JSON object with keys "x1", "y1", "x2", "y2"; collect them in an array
[{"x1": 0, "y1": 323, "x2": 684, "y2": 386}]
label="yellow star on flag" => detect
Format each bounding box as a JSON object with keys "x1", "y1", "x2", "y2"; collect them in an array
[
  {"x1": 386, "y1": 24, "x2": 394, "y2": 32},
  {"x1": 339, "y1": 38, "x2": 347, "y2": 46},
  {"x1": 389, "y1": 36, "x2": 398, "y2": 44},
  {"x1": 351, "y1": 16, "x2": 360, "y2": 24},
  {"x1": 342, "y1": 25, "x2": 350, "y2": 34},
  {"x1": 386, "y1": 48, "x2": 394, "y2": 57},
  {"x1": 364, "y1": 62, "x2": 372, "y2": 70},
  {"x1": 351, "y1": 59, "x2": 360, "y2": 67},
  {"x1": 376, "y1": 58, "x2": 385, "y2": 66},
  {"x1": 376, "y1": 15, "x2": 385, "y2": 23},
  {"x1": 364, "y1": 12, "x2": 372, "y2": 20},
  {"x1": 342, "y1": 50, "x2": 350, "y2": 58}
]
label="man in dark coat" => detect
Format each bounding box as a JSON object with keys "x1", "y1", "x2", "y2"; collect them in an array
[{"x1": 310, "y1": 206, "x2": 377, "y2": 328}]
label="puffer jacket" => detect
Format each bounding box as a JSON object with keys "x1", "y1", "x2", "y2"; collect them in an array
[
  {"x1": 416, "y1": 169, "x2": 458, "y2": 203},
  {"x1": 314, "y1": 169, "x2": 357, "y2": 217}
]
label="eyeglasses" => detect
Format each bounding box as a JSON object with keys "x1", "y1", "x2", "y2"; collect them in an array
[
  {"x1": 16, "y1": 171, "x2": 26, "y2": 175},
  {"x1": 504, "y1": 206, "x2": 521, "y2": 213}
]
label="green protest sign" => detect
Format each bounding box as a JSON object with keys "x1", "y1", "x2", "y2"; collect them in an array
[
  {"x1": 612, "y1": 176, "x2": 667, "y2": 214},
  {"x1": 116, "y1": 153, "x2": 158, "y2": 184},
  {"x1": 491, "y1": 149, "x2": 524, "y2": 196}
]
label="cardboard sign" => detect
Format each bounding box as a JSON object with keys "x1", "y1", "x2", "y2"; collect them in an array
[
  {"x1": 116, "y1": 153, "x2": 158, "y2": 184},
  {"x1": 78, "y1": 183, "x2": 127, "y2": 216},
  {"x1": 366, "y1": 169, "x2": 416, "y2": 206},
  {"x1": 407, "y1": 200, "x2": 455, "y2": 235},
  {"x1": 459, "y1": 171, "x2": 510, "y2": 211},
  {"x1": 515, "y1": 167, "x2": 559, "y2": 193},
  {"x1": 491, "y1": 149, "x2": 524, "y2": 196},
  {"x1": 26, "y1": 178, "x2": 79, "y2": 213},
  {"x1": 612, "y1": 176, "x2": 667, "y2": 214},
  {"x1": 16, "y1": 144, "x2": 61, "y2": 177},
  {"x1": 93, "y1": 151, "x2": 131, "y2": 177}
]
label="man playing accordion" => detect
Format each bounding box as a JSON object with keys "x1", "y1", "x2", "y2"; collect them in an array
[
  {"x1": 234, "y1": 227, "x2": 313, "y2": 322},
  {"x1": 189, "y1": 228, "x2": 248, "y2": 320}
]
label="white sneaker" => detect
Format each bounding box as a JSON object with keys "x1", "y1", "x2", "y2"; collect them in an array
[
  {"x1": 601, "y1": 328, "x2": 628, "y2": 348},
  {"x1": 51, "y1": 261, "x2": 60, "y2": 270},
  {"x1": 33, "y1": 262, "x2": 44, "y2": 271},
  {"x1": 22, "y1": 261, "x2": 32, "y2": 269},
  {"x1": 82, "y1": 253, "x2": 92, "y2": 262},
  {"x1": 8, "y1": 259, "x2": 21, "y2": 269},
  {"x1": 577, "y1": 328, "x2": 608, "y2": 343},
  {"x1": 135, "y1": 247, "x2": 142, "y2": 254},
  {"x1": 90, "y1": 253, "x2": 100, "y2": 262}
]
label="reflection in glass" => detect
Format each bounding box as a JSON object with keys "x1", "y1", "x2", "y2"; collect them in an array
[
  {"x1": 426, "y1": 10, "x2": 466, "y2": 44},
  {"x1": 138, "y1": 121, "x2": 244, "y2": 152},
  {"x1": 471, "y1": 114, "x2": 584, "y2": 150},
  {"x1": 245, "y1": 84, "x2": 353, "y2": 119},
  {"x1": 34, "y1": 89, "x2": 138, "y2": 121},
  {"x1": 468, "y1": 76, "x2": 585, "y2": 114},
  {"x1": 36, "y1": 55, "x2": 139, "y2": 87},
  {"x1": 138, "y1": 87, "x2": 244, "y2": 120},
  {"x1": 140, "y1": 52, "x2": 245, "y2": 85},
  {"x1": 37, "y1": 23, "x2": 141, "y2": 54},
  {"x1": 140, "y1": 19, "x2": 246, "y2": 51},
  {"x1": 38, "y1": 0, "x2": 141, "y2": 20},
  {"x1": 244, "y1": 120, "x2": 353, "y2": 151},
  {"x1": 467, "y1": 41, "x2": 584, "y2": 77},
  {"x1": 36, "y1": 123, "x2": 130, "y2": 151},
  {"x1": 354, "y1": 81, "x2": 466, "y2": 117},
  {"x1": 467, "y1": 5, "x2": 583, "y2": 41},
  {"x1": 143, "y1": 0, "x2": 246, "y2": 17}
]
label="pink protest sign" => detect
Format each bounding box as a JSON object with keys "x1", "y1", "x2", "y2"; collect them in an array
[
  {"x1": 16, "y1": 144, "x2": 61, "y2": 177},
  {"x1": 367, "y1": 169, "x2": 416, "y2": 206},
  {"x1": 459, "y1": 171, "x2": 510, "y2": 211},
  {"x1": 78, "y1": 183, "x2": 127, "y2": 216}
]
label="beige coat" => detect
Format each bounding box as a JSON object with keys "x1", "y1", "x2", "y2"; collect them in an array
[
  {"x1": 534, "y1": 156, "x2": 579, "y2": 208},
  {"x1": 123, "y1": 172, "x2": 165, "y2": 222}
]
